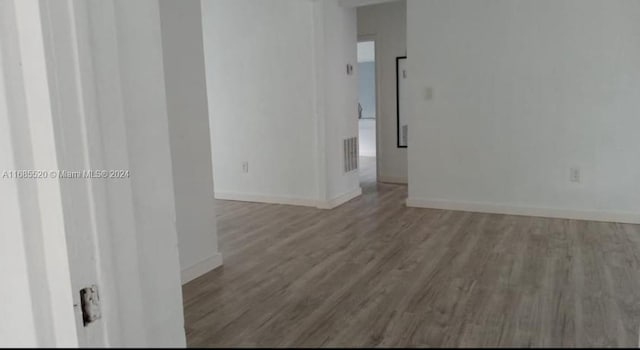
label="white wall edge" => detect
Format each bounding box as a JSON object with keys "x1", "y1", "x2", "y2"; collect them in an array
[
  {"x1": 215, "y1": 192, "x2": 320, "y2": 208},
  {"x1": 406, "y1": 198, "x2": 640, "y2": 225},
  {"x1": 379, "y1": 176, "x2": 407, "y2": 184},
  {"x1": 318, "y1": 187, "x2": 363, "y2": 209},
  {"x1": 181, "y1": 252, "x2": 223, "y2": 285}
]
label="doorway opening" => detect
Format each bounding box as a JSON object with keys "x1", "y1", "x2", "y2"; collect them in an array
[{"x1": 357, "y1": 40, "x2": 377, "y2": 189}]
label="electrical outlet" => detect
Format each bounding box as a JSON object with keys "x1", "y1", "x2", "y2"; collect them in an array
[
  {"x1": 570, "y1": 167, "x2": 581, "y2": 183},
  {"x1": 242, "y1": 161, "x2": 249, "y2": 173}
]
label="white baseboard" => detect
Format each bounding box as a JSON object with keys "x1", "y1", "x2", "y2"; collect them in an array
[
  {"x1": 215, "y1": 192, "x2": 319, "y2": 207},
  {"x1": 406, "y1": 198, "x2": 640, "y2": 224},
  {"x1": 216, "y1": 189, "x2": 363, "y2": 210},
  {"x1": 181, "y1": 252, "x2": 223, "y2": 285},
  {"x1": 317, "y1": 187, "x2": 363, "y2": 210},
  {"x1": 378, "y1": 176, "x2": 407, "y2": 184}
]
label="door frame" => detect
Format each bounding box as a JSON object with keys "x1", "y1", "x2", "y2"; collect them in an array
[
  {"x1": 3, "y1": 1, "x2": 184, "y2": 346},
  {"x1": 396, "y1": 56, "x2": 407, "y2": 148},
  {"x1": 357, "y1": 34, "x2": 381, "y2": 181}
]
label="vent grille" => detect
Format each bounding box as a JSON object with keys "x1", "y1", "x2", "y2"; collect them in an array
[{"x1": 344, "y1": 136, "x2": 358, "y2": 173}]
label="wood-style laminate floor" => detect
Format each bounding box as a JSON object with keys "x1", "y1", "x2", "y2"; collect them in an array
[{"x1": 183, "y1": 156, "x2": 640, "y2": 347}]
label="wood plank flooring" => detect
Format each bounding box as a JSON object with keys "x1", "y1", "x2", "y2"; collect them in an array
[{"x1": 183, "y1": 156, "x2": 640, "y2": 347}]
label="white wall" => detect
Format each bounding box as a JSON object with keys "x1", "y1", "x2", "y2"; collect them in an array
[
  {"x1": 203, "y1": 0, "x2": 361, "y2": 208},
  {"x1": 98, "y1": 1, "x2": 186, "y2": 345},
  {"x1": 359, "y1": 119, "x2": 376, "y2": 157},
  {"x1": 358, "y1": 61, "x2": 376, "y2": 119},
  {"x1": 202, "y1": 0, "x2": 319, "y2": 204},
  {"x1": 357, "y1": 41, "x2": 375, "y2": 63},
  {"x1": 317, "y1": 0, "x2": 361, "y2": 202},
  {"x1": 407, "y1": 0, "x2": 640, "y2": 223},
  {"x1": 159, "y1": 0, "x2": 222, "y2": 284},
  {"x1": 357, "y1": 0, "x2": 407, "y2": 183}
]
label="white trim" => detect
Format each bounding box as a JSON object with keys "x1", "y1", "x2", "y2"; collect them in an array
[
  {"x1": 215, "y1": 188, "x2": 363, "y2": 210},
  {"x1": 215, "y1": 192, "x2": 320, "y2": 207},
  {"x1": 339, "y1": 0, "x2": 399, "y2": 8},
  {"x1": 379, "y1": 176, "x2": 407, "y2": 184},
  {"x1": 13, "y1": 1, "x2": 79, "y2": 345},
  {"x1": 312, "y1": 0, "x2": 329, "y2": 205},
  {"x1": 181, "y1": 253, "x2": 223, "y2": 285},
  {"x1": 317, "y1": 187, "x2": 363, "y2": 209},
  {"x1": 406, "y1": 198, "x2": 640, "y2": 224}
]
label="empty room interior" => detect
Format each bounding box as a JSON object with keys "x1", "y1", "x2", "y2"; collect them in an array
[{"x1": 3, "y1": 0, "x2": 640, "y2": 348}]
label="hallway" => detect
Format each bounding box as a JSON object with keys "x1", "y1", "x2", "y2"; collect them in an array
[{"x1": 183, "y1": 159, "x2": 640, "y2": 347}]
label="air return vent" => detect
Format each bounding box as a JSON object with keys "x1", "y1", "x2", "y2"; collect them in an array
[{"x1": 344, "y1": 136, "x2": 358, "y2": 173}]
